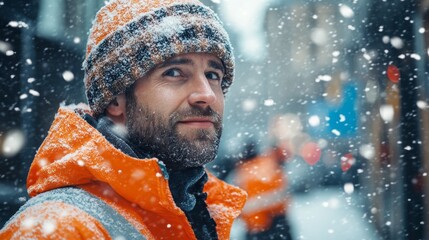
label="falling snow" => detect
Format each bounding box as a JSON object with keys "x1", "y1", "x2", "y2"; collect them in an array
[
  {"x1": 2, "y1": 1, "x2": 429, "y2": 240},
  {"x1": 7, "y1": 20, "x2": 29, "y2": 28},
  {"x1": 29, "y1": 89, "x2": 40, "y2": 96},
  {"x1": 62, "y1": 71, "x2": 74, "y2": 82}
]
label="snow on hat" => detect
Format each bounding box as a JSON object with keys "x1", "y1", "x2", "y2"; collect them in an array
[{"x1": 83, "y1": 0, "x2": 234, "y2": 117}]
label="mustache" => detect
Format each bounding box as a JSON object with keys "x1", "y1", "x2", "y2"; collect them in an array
[{"x1": 170, "y1": 106, "x2": 222, "y2": 125}]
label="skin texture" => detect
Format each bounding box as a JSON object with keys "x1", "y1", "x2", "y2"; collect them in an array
[{"x1": 107, "y1": 52, "x2": 226, "y2": 170}]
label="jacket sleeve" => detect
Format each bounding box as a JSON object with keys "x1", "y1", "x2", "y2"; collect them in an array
[{"x1": 0, "y1": 201, "x2": 111, "y2": 240}]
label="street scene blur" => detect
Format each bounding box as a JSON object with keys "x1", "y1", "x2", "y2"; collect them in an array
[{"x1": 1, "y1": 0, "x2": 429, "y2": 239}]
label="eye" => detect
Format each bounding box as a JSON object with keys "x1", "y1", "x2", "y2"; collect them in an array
[
  {"x1": 206, "y1": 71, "x2": 222, "y2": 81},
  {"x1": 162, "y1": 68, "x2": 181, "y2": 77}
]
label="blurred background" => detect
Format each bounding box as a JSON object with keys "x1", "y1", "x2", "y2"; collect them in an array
[{"x1": 1, "y1": 0, "x2": 429, "y2": 239}]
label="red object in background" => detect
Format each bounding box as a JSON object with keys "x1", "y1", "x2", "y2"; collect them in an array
[
  {"x1": 274, "y1": 141, "x2": 294, "y2": 162},
  {"x1": 412, "y1": 174, "x2": 424, "y2": 193},
  {"x1": 341, "y1": 153, "x2": 356, "y2": 172},
  {"x1": 387, "y1": 65, "x2": 400, "y2": 83},
  {"x1": 379, "y1": 143, "x2": 391, "y2": 165},
  {"x1": 299, "y1": 142, "x2": 321, "y2": 166}
]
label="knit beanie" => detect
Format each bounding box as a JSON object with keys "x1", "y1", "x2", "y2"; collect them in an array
[{"x1": 83, "y1": 0, "x2": 234, "y2": 117}]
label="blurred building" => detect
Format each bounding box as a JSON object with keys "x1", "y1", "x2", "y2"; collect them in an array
[{"x1": 219, "y1": 0, "x2": 429, "y2": 239}]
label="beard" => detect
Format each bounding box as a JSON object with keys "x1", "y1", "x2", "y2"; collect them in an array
[{"x1": 125, "y1": 92, "x2": 223, "y2": 170}]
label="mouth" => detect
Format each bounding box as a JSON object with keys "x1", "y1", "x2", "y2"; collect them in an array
[{"x1": 177, "y1": 117, "x2": 215, "y2": 129}]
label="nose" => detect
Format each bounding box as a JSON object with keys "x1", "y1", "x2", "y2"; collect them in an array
[{"x1": 188, "y1": 74, "x2": 217, "y2": 107}]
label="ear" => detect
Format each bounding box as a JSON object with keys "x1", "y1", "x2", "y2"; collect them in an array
[{"x1": 106, "y1": 94, "x2": 126, "y2": 125}]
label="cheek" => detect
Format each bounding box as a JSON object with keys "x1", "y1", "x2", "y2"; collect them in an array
[
  {"x1": 215, "y1": 93, "x2": 225, "y2": 114},
  {"x1": 147, "y1": 88, "x2": 187, "y2": 116}
]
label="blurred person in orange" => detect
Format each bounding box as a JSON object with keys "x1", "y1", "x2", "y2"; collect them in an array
[{"x1": 234, "y1": 114, "x2": 297, "y2": 240}]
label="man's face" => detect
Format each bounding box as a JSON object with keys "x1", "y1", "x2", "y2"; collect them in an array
[{"x1": 125, "y1": 53, "x2": 225, "y2": 170}]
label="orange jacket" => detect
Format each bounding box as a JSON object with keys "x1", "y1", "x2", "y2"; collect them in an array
[
  {"x1": 235, "y1": 153, "x2": 288, "y2": 233},
  {"x1": 0, "y1": 107, "x2": 247, "y2": 239}
]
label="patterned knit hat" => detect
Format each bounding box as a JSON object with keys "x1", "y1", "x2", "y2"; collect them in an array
[{"x1": 83, "y1": 0, "x2": 234, "y2": 117}]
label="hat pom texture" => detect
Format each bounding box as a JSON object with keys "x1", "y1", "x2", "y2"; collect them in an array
[{"x1": 83, "y1": 0, "x2": 234, "y2": 116}]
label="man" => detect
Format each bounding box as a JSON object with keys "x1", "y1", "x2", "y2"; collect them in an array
[{"x1": 0, "y1": 0, "x2": 246, "y2": 239}]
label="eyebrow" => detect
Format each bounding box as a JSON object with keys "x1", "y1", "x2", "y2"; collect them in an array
[
  {"x1": 157, "y1": 57, "x2": 225, "y2": 73},
  {"x1": 157, "y1": 58, "x2": 192, "y2": 69},
  {"x1": 208, "y1": 60, "x2": 225, "y2": 74}
]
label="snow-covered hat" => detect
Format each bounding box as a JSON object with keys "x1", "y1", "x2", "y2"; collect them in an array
[{"x1": 83, "y1": 0, "x2": 234, "y2": 117}]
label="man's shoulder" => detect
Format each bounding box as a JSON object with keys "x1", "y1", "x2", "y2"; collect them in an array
[
  {"x1": 0, "y1": 194, "x2": 110, "y2": 239},
  {"x1": 0, "y1": 187, "x2": 144, "y2": 240}
]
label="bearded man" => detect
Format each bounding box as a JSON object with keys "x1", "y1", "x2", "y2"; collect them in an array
[{"x1": 0, "y1": 0, "x2": 246, "y2": 239}]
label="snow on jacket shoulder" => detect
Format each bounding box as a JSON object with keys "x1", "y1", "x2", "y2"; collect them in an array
[{"x1": 0, "y1": 107, "x2": 247, "y2": 240}]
